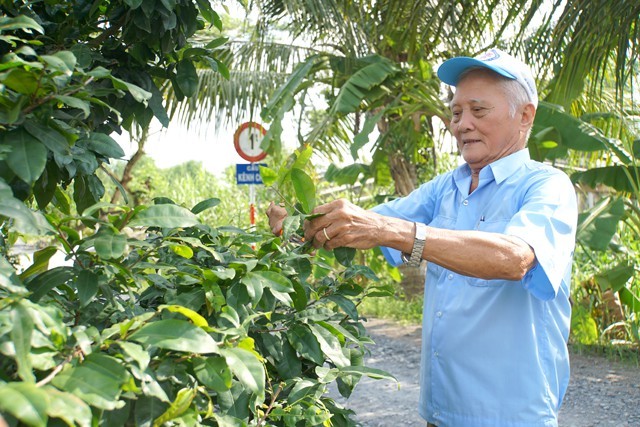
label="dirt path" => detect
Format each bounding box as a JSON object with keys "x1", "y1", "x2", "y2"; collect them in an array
[{"x1": 334, "y1": 318, "x2": 640, "y2": 427}]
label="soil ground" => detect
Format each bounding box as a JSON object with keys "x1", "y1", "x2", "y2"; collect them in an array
[{"x1": 334, "y1": 318, "x2": 640, "y2": 427}]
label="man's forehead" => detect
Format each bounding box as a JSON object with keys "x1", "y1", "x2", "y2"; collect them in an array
[{"x1": 449, "y1": 97, "x2": 491, "y2": 108}]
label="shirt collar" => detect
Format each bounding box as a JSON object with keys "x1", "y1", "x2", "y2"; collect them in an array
[{"x1": 454, "y1": 149, "x2": 530, "y2": 185}]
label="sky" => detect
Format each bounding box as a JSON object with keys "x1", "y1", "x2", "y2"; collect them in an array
[{"x1": 115, "y1": 118, "x2": 295, "y2": 177}]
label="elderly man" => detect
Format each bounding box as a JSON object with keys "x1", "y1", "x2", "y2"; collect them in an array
[{"x1": 268, "y1": 48, "x2": 577, "y2": 426}]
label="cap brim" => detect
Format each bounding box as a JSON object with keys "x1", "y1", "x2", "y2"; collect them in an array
[{"x1": 437, "y1": 57, "x2": 516, "y2": 86}]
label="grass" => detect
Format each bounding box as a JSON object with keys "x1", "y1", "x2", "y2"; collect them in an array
[
  {"x1": 568, "y1": 341, "x2": 640, "y2": 367},
  {"x1": 358, "y1": 294, "x2": 423, "y2": 325}
]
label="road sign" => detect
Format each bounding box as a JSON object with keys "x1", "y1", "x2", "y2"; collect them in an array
[
  {"x1": 236, "y1": 163, "x2": 266, "y2": 185},
  {"x1": 234, "y1": 122, "x2": 267, "y2": 162}
]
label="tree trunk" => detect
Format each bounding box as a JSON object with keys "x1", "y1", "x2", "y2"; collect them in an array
[
  {"x1": 397, "y1": 262, "x2": 427, "y2": 299},
  {"x1": 389, "y1": 152, "x2": 417, "y2": 196},
  {"x1": 111, "y1": 129, "x2": 148, "y2": 204}
]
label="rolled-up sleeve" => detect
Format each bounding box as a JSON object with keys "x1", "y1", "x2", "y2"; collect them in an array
[{"x1": 505, "y1": 171, "x2": 577, "y2": 300}]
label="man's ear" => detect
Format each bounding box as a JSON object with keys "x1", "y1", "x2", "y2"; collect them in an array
[{"x1": 521, "y1": 103, "x2": 536, "y2": 129}]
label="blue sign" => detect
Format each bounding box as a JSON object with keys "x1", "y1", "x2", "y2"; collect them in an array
[{"x1": 236, "y1": 163, "x2": 266, "y2": 185}]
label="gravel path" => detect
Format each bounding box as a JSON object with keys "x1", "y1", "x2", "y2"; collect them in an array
[{"x1": 334, "y1": 318, "x2": 640, "y2": 427}]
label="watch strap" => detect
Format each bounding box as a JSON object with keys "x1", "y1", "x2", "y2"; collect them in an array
[{"x1": 405, "y1": 222, "x2": 427, "y2": 267}]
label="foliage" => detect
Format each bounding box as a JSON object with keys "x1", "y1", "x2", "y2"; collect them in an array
[
  {"x1": 0, "y1": 145, "x2": 397, "y2": 427},
  {"x1": 103, "y1": 158, "x2": 265, "y2": 229},
  {"x1": 0, "y1": 3, "x2": 397, "y2": 426},
  {"x1": 0, "y1": 0, "x2": 226, "y2": 214},
  {"x1": 530, "y1": 99, "x2": 640, "y2": 347}
]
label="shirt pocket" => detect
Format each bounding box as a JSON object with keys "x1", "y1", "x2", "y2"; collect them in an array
[{"x1": 469, "y1": 218, "x2": 513, "y2": 287}]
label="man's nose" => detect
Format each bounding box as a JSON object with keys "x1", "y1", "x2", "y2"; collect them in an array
[{"x1": 456, "y1": 112, "x2": 474, "y2": 132}]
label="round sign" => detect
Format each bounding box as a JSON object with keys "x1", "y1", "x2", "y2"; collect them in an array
[{"x1": 233, "y1": 122, "x2": 268, "y2": 162}]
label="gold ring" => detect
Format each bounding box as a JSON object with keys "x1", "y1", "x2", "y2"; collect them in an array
[{"x1": 323, "y1": 227, "x2": 331, "y2": 241}]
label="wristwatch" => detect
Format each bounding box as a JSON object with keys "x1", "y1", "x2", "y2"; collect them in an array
[{"x1": 402, "y1": 222, "x2": 427, "y2": 267}]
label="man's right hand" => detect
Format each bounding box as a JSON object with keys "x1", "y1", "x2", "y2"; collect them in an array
[{"x1": 266, "y1": 201, "x2": 288, "y2": 236}]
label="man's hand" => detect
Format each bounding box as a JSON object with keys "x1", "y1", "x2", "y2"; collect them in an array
[
  {"x1": 303, "y1": 199, "x2": 387, "y2": 250},
  {"x1": 266, "y1": 201, "x2": 287, "y2": 236}
]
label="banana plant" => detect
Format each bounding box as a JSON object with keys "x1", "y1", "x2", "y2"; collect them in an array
[{"x1": 530, "y1": 101, "x2": 640, "y2": 340}]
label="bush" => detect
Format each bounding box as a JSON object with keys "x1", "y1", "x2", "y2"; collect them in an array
[{"x1": 0, "y1": 199, "x2": 395, "y2": 426}]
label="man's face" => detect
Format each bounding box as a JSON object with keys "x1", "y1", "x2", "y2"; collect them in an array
[{"x1": 449, "y1": 69, "x2": 530, "y2": 171}]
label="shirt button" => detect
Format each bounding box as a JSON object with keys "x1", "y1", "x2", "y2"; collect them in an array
[
  {"x1": 434, "y1": 412, "x2": 440, "y2": 418},
  {"x1": 447, "y1": 274, "x2": 453, "y2": 280},
  {"x1": 462, "y1": 199, "x2": 469, "y2": 206},
  {"x1": 436, "y1": 311, "x2": 443, "y2": 318},
  {"x1": 433, "y1": 351, "x2": 439, "y2": 358}
]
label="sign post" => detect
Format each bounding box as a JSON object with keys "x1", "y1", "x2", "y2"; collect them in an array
[{"x1": 234, "y1": 122, "x2": 268, "y2": 236}]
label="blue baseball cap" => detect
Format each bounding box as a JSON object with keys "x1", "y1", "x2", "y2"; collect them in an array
[{"x1": 437, "y1": 48, "x2": 538, "y2": 107}]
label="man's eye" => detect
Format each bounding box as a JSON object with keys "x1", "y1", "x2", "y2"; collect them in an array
[
  {"x1": 472, "y1": 107, "x2": 491, "y2": 116},
  {"x1": 451, "y1": 111, "x2": 461, "y2": 122}
]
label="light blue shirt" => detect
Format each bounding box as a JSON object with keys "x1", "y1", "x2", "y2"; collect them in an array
[{"x1": 373, "y1": 149, "x2": 577, "y2": 427}]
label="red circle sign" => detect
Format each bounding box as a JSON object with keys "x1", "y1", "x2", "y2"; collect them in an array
[{"x1": 234, "y1": 122, "x2": 268, "y2": 162}]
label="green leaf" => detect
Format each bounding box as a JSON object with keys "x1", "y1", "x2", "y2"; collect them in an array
[
  {"x1": 287, "y1": 324, "x2": 324, "y2": 365},
  {"x1": 117, "y1": 341, "x2": 150, "y2": 371},
  {"x1": 55, "y1": 95, "x2": 90, "y2": 118},
  {"x1": 619, "y1": 288, "x2": 640, "y2": 314},
  {"x1": 262, "y1": 55, "x2": 318, "y2": 121},
  {"x1": 191, "y1": 197, "x2": 220, "y2": 214},
  {"x1": 532, "y1": 102, "x2": 607, "y2": 152},
  {"x1": 152, "y1": 388, "x2": 196, "y2": 427},
  {"x1": 169, "y1": 243, "x2": 193, "y2": 258},
  {"x1": 128, "y1": 319, "x2": 219, "y2": 354},
  {"x1": 205, "y1": 36, "x2": 228, "y2": 49},
  {"x1": 595, "y1": 263, "x2": 635, "y2": 293},
  {"x1": 338, "y1": 365, "x2": 397, "y2": 382},
  {"x1": 291, "y1": 168, "x2": 316, "y2": 214},
  {"x1": 124, "y1": 0, "x2": 143, "y2": 8},
  {"x1": 6, "y1": 128, "x2": 47, "y2": 184},
  {"x1": 26, "y1": 266, "x2": 75, "y2": 302},
  {"x1": 0, "y1": 382, "x2": 49, "y2": 426},
  {"x1": 0, "y1": 256, "x2": 26, "y2": 294},
  {"x1": 0, "y1": 15, "x2": 44, "y2": 34},
  {"x1": 332, "y1": 56, "x2": 399, "y2": 114},
  {"x1": 0, "y1": 192, "x2": 54, "y2": 235},
  {"x1": 44, "y1": 386, "x2": 92, "y2": 427},
  {"x1": 243, "y1": 271, "x2": 294, "y2": 293},
  {"x1": 19, "y1": 246, "x2": 57, "y2": 281},
  {"x1": 160, "y1": 304, "x2": 208, "y2": 327},
  {"x1": 176, "y1": 60, "x2": 198, "y2": 97},
  {"x1": 88, "y1": 70, "x2": 151, "y2": 104},
  {"x1": 572, "y1": 166, "x2": 639, "y2": 194},
  {"x1": 325, "y1": 163, "x2": 369, "y2": 186},
  {"x1": 352, "y1": 108, "x2": 386, "y2": 159},
  {"x1": 76, "y1": 270, "x2": 99, "y2": 308},
  {"x1": 81, "y1": 133, "x2": 125, "y2": 159},
  {"x1": 2, "y1": 67, "x2": 40, "y2": 94},
  {"x1": 291, "y1": 144, "x2": 314, "y2": 170},
  {"x1": 334, "y1": 247, "x2": 356, "y2": 267},
  {"x1": 51, "y1": 354, "x2": 128, "y2": 410},
  {"x1": 193, "y1": 356, "x2": 232, "y2": 392},
  {"x1": 41, "y1": 51, "x2": 76, "y2": 74},
  {"x1": 327, "y1": 294, "x2": 358, "y2": 320},
  {"x1": 309, "y1": 323, "x2": 350, "y2": 368},
  {"x1": 576, "y1": 197, "x2": 626, "y2": 250},
  {"x1": 258, "y1": 165, "x2": 278, "y2": 187},
  {"x1": 571, "y1": 305, "x2": 599, "y2": 345},
  {"x1": 11, "y1": 301, "x2": 35, "y2": 382},
  {"x1": 24, "y1": 121, "x2": 70, "y2": 155},
  {"x1": 219, "y1": 347, "x2": 265, "y2": 395},
  {"x1": 130, "y1": 204, "x2": 200, "y2": 228},
  {"x1": 94, "y1": 230, "x2": 127, "y2": 259}
]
